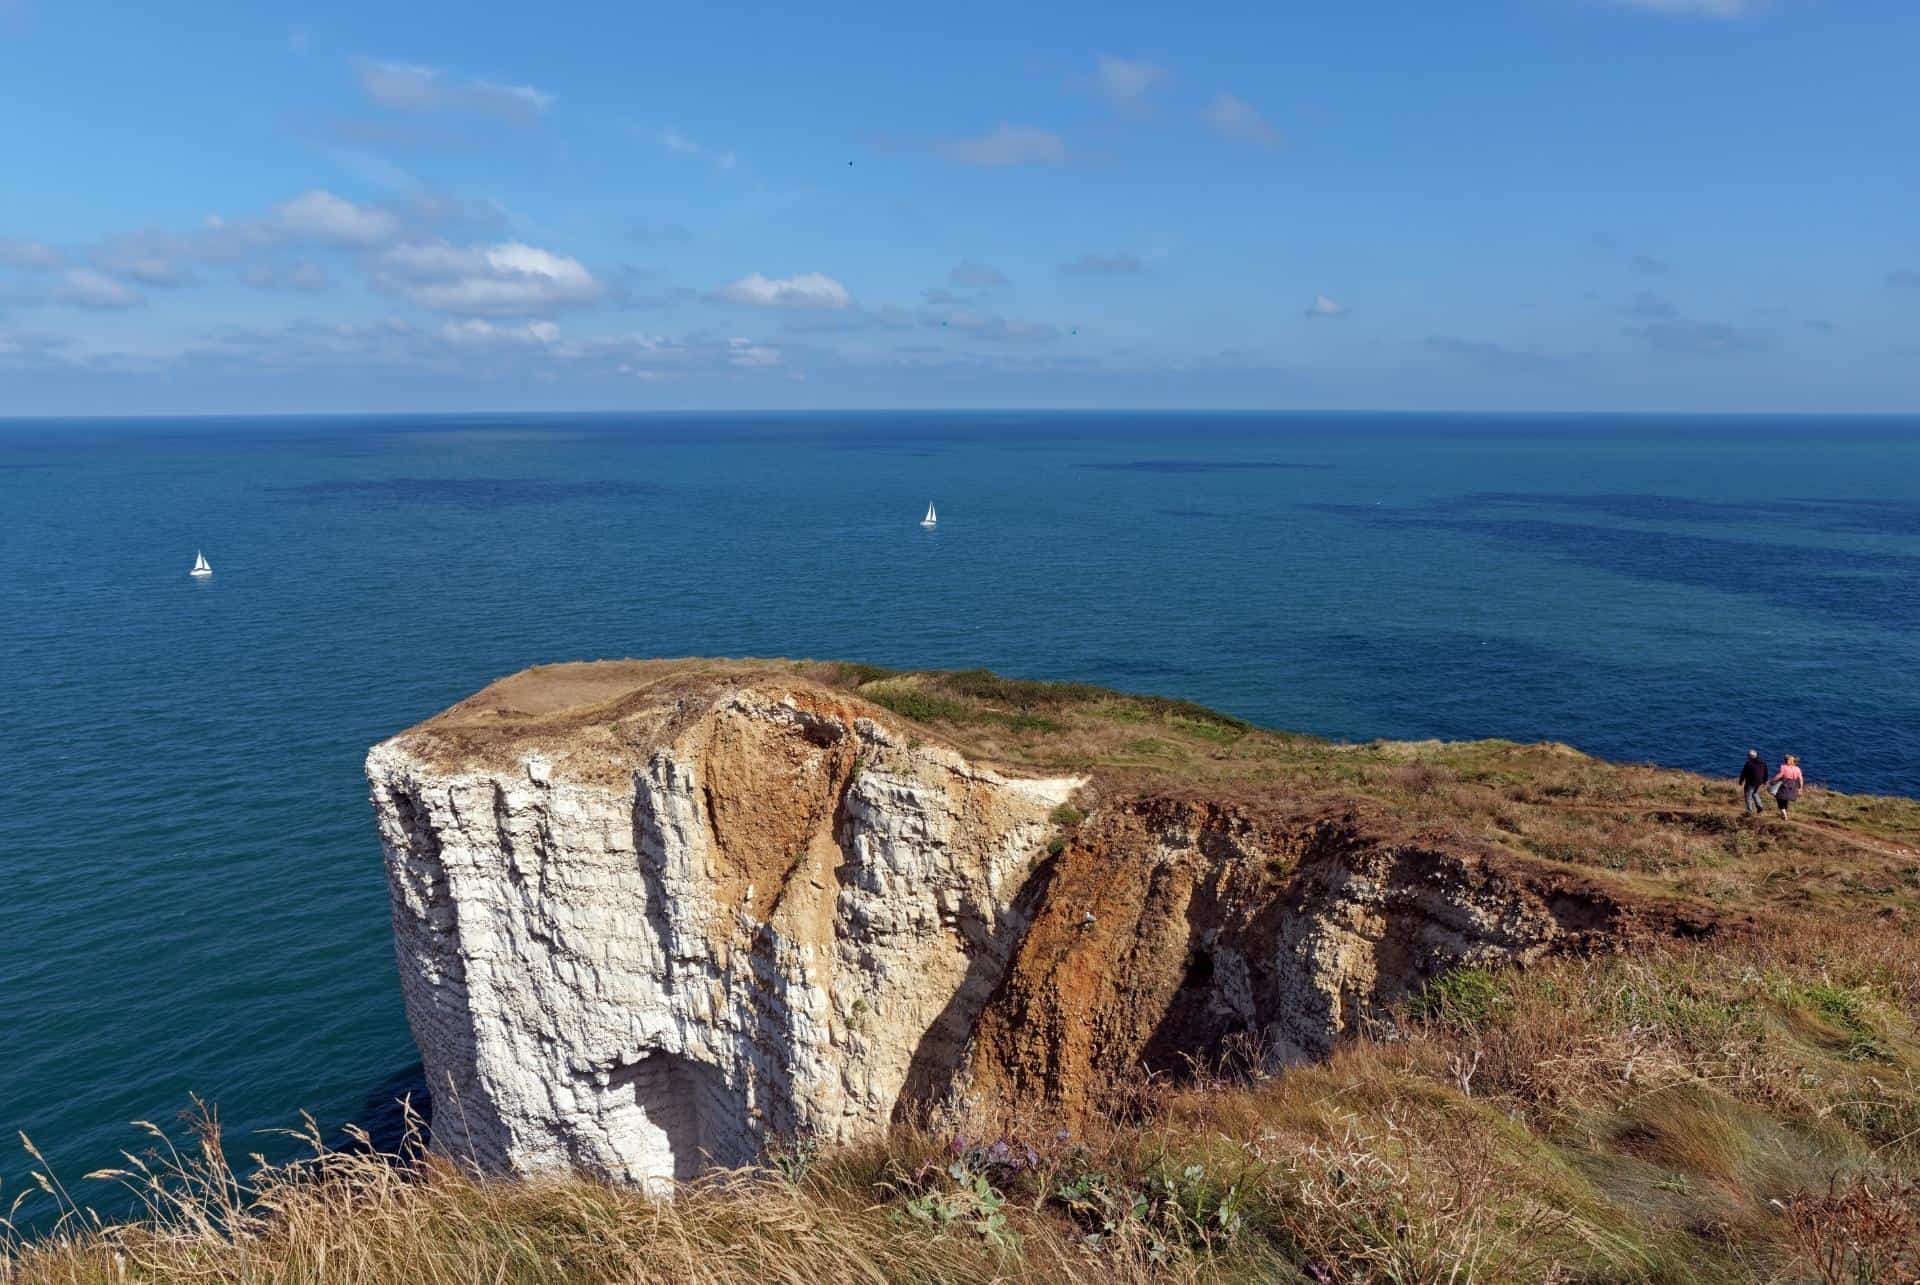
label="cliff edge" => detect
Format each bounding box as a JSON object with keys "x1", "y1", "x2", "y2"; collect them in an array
[{"x1": 368, "y1": 659, "x2": 1903, "y2": 1187}]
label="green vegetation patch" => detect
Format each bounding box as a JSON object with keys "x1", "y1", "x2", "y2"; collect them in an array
[
  {"x1": 1408, "y1": 966, "x2": 1510, "y2": 1028},
  {"x1": 864, "y1": 687, "x2": 974, "y2": 725}
]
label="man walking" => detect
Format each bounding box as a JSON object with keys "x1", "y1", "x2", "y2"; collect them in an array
[{"x1": 1738, "y1": 749, "x2": 1770, "y2": 815}]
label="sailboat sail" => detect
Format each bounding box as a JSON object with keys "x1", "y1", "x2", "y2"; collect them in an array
[
  {"x1": 921, "y1": 502, "x2": 937, "y2": 526},
  {"x1": 190, "y1": 551, "x2": 212, "y2": 576}
]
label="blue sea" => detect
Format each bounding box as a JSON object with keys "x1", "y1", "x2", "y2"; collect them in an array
[{"x1": 3, "y1": 411, "x2": 1917, "y2": 1222}]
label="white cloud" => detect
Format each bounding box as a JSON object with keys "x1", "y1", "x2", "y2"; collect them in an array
[
  {"x1": 923, "y1": 308, "x2": 1059, "y2": 343},
  {"x1": 1600, "y1": 0, "x2": 1760, "y2": 14},
  {"x1": 950, "y1": 260, "x2": 1009, "y2": 288},
  {"x1": 0, "y1": 330, "x2": 74, "y2": 362},
  {"x1": 243, "y1": 261, "x2": 332, "y2": 292},
  {"x1": 91, "y1": 231, "x2": 199, "y2": 287},
  {"x1": 440, "y1": 318, "x2": 560, "y2": 345},
  {"x1": 355, "y1": 59, "x2": 553, "y2": 120},
  {"x1": 939, "y1": 123, "x2": 1067, "y2": 167},
  {"x1": 356, "y1": 61, "x2": 440, "y2": 109},
  {"x1": 469, "y1": 80, "x2": 552, "y2": 116},
  {"x1": 377, "y1": 241, "x2": 604, "y2": 316},
  {"x1": 0, "y1": 237, "x2": 63, "y2": 270},
  {"x1": 1425, "y1": 336, "x2": 1563, "y2": 375},
  {"x1": 1204, "y1": 93, "x2": 1284, "y2": 148},
  {"x1": 727, "y1": 336, "x2": 781, "y2": 367},
  {"x1": 273, "y1": 190, "x2": 402, "y2": 248},
  {"x1": 1626, "y1": 319, "x2": 1766, "y2": 355},
  {"x1": 780, "y1": 303, "x2": 914, "y2": 334},
  {"x1": 55, "y1": 269, "x2": 143, "y2": 310},
  {"x1": 1628, "y1": 290, "x2": 1678, "y2": 320},
  {"x1": 713, "y1": 271, "x2": 851, "y2": 309},
  {"x1": 1095, "y1": 56, "x2": 1165, "y2": 112},
  {"x1": 557, "y1": 330, "x2": 792, "y2": 381},
  {"x1": 1305, "y1": 294, "x2": 1349, "y2": 318},
  {"x1": 114, "y1": 257, "x2": 193, "y2": 287},
  {"x1": 658, "y1": 127, "x2": 736, "y2": 170}
]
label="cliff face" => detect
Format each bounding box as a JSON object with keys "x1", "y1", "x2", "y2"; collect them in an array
[
  {"x1": 368, "y1": 661, "x2": 1710, "y2": 1185},
  {"x1": 960, "y1": 792, "x2": 1714, "y2": 1118},
  {"x1": 367, "y1": 662, "x2": 1079, "y2": 1186}
]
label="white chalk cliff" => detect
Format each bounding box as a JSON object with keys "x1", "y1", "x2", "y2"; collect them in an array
[{"x1": 366, "y1": 662, "x2": 1080, "y2": 1186}]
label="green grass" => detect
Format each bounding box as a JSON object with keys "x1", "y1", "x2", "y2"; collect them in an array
[{"x1": 864, "y1": 687, "x2": 975, "y2": 726}]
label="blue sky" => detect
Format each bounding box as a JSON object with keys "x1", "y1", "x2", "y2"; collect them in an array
[{"x1": 2, "y1": 0, "x2": 1917, "y2": 414}]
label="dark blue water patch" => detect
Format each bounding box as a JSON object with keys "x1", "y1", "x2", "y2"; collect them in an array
[
  {"x1": 1155, "y1": 508, "x2": 1235, "y2": 519},
  {"x1": 1522, "y1": 522, "x2": 1916, "y2": 630},
  {"x1": 271, "y1": 478, "x2": 663, "y2": 506},
  {"x1": 1314, "y1": 503, "x2": 1920, "y2": 631},
  {"x1": 1464, "y1": 492, "x2": 1920, "y2": 537},
  {"x1": 1085, "y1": 459, "x2": 1334, "y2": 473}
]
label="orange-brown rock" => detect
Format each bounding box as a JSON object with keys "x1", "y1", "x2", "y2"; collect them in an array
[{"x1": 960, "y1": 792, "x2": 1725, "y2": 1120}]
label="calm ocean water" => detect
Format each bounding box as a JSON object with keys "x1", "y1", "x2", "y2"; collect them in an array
[{"x1": 3, "y1": 411, "x2": 1917, "y2": 1219}]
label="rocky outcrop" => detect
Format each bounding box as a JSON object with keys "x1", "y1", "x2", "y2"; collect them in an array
[
  {"x1": 369, "y1": 662, "x2": 1710, "y2": 1185},
  {"x1": 959, "y1": 792, "x2": 1715, "y2": 1117},
  {"x1": 366, "y1": 662, "x2": 1080, "y2": 1186}
]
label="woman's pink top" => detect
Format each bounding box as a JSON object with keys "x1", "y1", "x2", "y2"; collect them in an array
[{"x1": 1776, "y1": 763, "x2": 1804, "y2": 785}]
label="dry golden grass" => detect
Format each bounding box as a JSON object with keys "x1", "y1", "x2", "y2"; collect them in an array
[
  {"x1": 10, "y1": 924, "x2": 1920, "y2": 1283},
  {"x1": 808, "y1": 662, "x2": 1920, "y2": 928}
]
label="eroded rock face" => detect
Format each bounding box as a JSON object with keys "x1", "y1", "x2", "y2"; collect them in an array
[
  {"x1": 958, "y1": 793, "x2": 1702, "y2": 1117},
  {"x1": 367, "y1": 664, "x2": 1080, "y2": 1185},
  {"x1": 370, "y1": 663, "x2": 1706, "y2": 1184}
]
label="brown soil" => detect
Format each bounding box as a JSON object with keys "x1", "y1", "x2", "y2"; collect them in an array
[
  {"x1": 698, "y1": 689, "x2": 863, "y2": 921},
  {"x1": 387, "y1": 659, "x2": 942, "y2": 786}
]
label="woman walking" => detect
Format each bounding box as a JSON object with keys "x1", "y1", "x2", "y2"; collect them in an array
[{"x1": 1768, "y1": 754, "x2": 1805, "y2": 818}]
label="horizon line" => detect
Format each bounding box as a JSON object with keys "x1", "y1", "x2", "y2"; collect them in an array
[{"x1": 6, "y1": 406, "x2": 1920, "y2": 425}]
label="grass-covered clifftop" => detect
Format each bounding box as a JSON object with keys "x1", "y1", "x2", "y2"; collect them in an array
[{"x1": 6, "y1": 661, "x2": 1918, "y2": 1283}]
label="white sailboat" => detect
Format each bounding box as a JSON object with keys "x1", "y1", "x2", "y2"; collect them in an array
[
  {"x1": 189, "y1": 551, "x2": 212, "y2": 578},
  {"x1": 920, "y1": 502, "x2": 938, "y2": 528}
]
